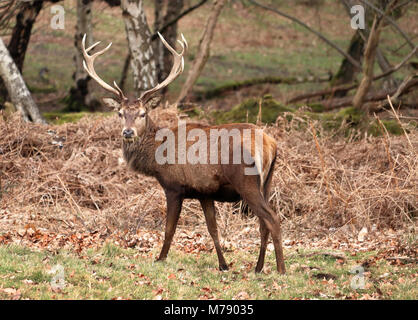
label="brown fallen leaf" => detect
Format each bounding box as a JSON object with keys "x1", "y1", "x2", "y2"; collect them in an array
[
  {"x1": 152, "y1": 287, "x2": 164, "y2": 296},
  {"x1": 1, "y1": 288, "x2": 21, "y2": 300},
  {"x1": 234, "y1": 291, "x2": 250, "y2": 300},
  {"x1": 2, "y1": 288, "x2": 18, "y2": 295},
  {"x1": 167, "y1": 273, "x2": 176, "y2": 280}
]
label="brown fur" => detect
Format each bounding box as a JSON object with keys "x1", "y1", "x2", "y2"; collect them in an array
[{"x1": 112, "y1": 101, "x2": 285, "y2": 273}]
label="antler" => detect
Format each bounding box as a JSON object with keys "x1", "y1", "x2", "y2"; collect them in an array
[
  {"x1": 139, "y1": 32, "x2": 188, "y2": 103},
  {"x1": 81, "y1": 34, "x2": 127, "y2": 101}
]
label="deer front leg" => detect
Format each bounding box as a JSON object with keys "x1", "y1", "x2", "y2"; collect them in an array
[{"x1": 157, "y1": 191, "x2": 183, "y2": 261}]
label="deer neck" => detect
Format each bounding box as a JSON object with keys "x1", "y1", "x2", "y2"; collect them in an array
[{"x1": 122, "y1": 115, "x2": 160, "y2": 176}]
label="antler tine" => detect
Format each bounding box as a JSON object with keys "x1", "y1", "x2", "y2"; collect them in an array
[
  {"x1": 85, "y1": 40, "x2": 102, "y2": 53},
  {"x1": 113, "y1": 81, "x2": 125, "y2": 99},
  {"x1": 139, "y1": 33, "x2": 187, "y2": 103},
  {"x1": 81, "y1": 34, "x2": 126, "y2": 100},
  {"x1": 177, "y1": 33, "x2": 188, "y2": 55}
]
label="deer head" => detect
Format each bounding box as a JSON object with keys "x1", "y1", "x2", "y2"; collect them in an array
[{"x1": 81, "y1": 33, "x2": 187, "y2": 142}]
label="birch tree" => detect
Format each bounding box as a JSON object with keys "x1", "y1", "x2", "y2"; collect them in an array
[
  {"x1": 67, "y1": 0, "x2": 95, "y2": 111},
  {"x1": 7, "y1": 0, "x2": 43, "y2": 73},
  {"x1": 0, "y1": 37, "x2": 45, "y2": 123},
  {"x1": 0, "y1": 0, "x2": 43, "y2": 101},
  {"x1": 121, "y1": 0, "x2": 157, "y2": 96}
]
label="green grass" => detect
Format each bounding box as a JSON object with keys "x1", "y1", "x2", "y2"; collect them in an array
[
  {"x1": 43, "y1": 111, "x2": 113, "y2": 124},
  {"x1": 0, "y1": 243, "x2": 416, "y2": 300}
]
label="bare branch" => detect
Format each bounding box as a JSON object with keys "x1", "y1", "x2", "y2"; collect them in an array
[
  {"x1": 176, "y1": 0, "x2": 227, "y2": 104},
  {"x1": 151, "y1": 0, "x2": 208, "y2": 41},
  {"x1": 248, "y1": 0, "x2": 361, "y2": 69},
  {"x1": 287, "y1": 44, "x2": 417, "y2": 104},
  {"x1": 375, "y1": 74, "x2": 417, "y2": 110},
  {"x1": 353, "y1": 16, "x2": 383, "y2": 111},
  {"x1": 359, "y1": 0, "x2": 417, "y2": 55},
  {"x1": 314, "y1": 77, "x2": 418, "y2": 110},
  {"x1": 373, "y1": 45, "x2": 417, "y2": 81}
]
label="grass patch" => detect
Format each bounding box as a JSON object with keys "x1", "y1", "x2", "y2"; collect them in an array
[
  {"x1": 0, "y1": 244, "x2": 416, "y2": 300},
  {"x1": 43, "y1": 111, "x2": 113, "y2": 125}
]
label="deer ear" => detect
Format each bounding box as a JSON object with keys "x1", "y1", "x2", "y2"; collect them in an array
[{"x1": 102, "y1": 97, "x2": 121, "y2": 111}]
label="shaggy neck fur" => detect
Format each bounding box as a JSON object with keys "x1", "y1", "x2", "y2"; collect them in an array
[{"x1": 122, "y1": 115, "x2": 160, "y2": 177}]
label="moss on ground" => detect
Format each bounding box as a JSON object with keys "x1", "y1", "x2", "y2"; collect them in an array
[
  {"x1": 212, "y1": 95, "x2": 295, "y2": 124},
  {"x1": 209, "y1": 95, "x2": 409, "y2": 137},
  {"x1": 368, "y1": 119, "x2": 405, "y2": 136}
]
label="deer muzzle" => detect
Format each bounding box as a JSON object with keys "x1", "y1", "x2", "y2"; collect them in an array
[{"x1": 122, "y1": 128, "x2": 135, "y2": 140}]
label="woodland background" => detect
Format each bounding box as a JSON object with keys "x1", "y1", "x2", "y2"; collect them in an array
[{"x1": 0, "y1": 0, "x2": 416, "y2": 300}]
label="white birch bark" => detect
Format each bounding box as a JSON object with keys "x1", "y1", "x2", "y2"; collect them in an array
[
  {"x1": 121, "y1": 0, "x2": 157, "y2": 96},
  {"x1": 0, "y1": 37, "x2": 45, "y2": 124}
]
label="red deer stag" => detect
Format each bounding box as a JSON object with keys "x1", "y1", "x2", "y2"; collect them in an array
[{"x1": 81, "y1": 33, "x2": 285, "y2": 273}]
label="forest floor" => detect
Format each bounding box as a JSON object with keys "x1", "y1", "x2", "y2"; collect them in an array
[
  {"x1": 0, "y1": 107, "x2": 417, "y2": 300},
  {"x1": 0, "y1": 0, "x2": 417, "y2": 300},
  {"x1": 0, "y1": 240, "x2": 416, "y2": 300}
]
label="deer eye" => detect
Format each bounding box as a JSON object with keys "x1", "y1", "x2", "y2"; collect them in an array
[{"x1": 118, "y1": 111, "x2": 123, "y2": 118}]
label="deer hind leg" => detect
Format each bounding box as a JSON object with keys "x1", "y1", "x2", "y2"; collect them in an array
[
  {"x1": 255, "y1": 218, "x2": 269, "y2": 273},
  {"x1": 200, "y1": 198, "x2": 228, "y2": 271},
  {"x1": 255, "y1": 160, "x2": 275, "y2": 273},
  {"x1": 157, "y1": 191, "x2": 183, "y2": 262},
  {"x1": 252, "y1": 197, "x2": 285, "y2": 274},
  {"x1": 240, "y1": 189, "x2": 285, "y2": 274}
]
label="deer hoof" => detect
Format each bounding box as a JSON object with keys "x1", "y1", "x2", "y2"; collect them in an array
[
  {"x1": 156, "y1": 256, "x2": 167, "y2": 262},
  {"x1": 219, "y1": 264, "x2": 229, "y2": 271}
]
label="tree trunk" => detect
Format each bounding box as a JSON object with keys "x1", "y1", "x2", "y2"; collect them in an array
[
  {"x1": 362, "y1": 1, "x2": 399, "y2": 90},
  {"x1": 352, "y1": 17, "x2": 383, "y2": 112},
  {"x1": 153, "y1": 0, "x2": 184, "y2": 85},
  {"x1": 7, "y1": 0, "x2": 43, "y2": 72},
  {"x1": 153, "y1": 0, "x2": 165, "y2": 82},
  {"x1": 121, "y1": 0, "x2": 157, "y2": 96},
  {"x1": 330, "y1": 31, "x2": 364, "y2": 93},
  {"x1": 0, "y1": 37, "x2": 45, "y2": 124},
  {"x1": 0, "y1": 0, "x2": 43, "y2": 103},
  {"x1": 176, "y1": 0, "x2": 226, "y2": 104},
  {"x1": 66, "y1": 0, "x2": 96, "y2": 112},
  {"x1": 338, "y1": 0, "x2": 399, "y2": 91}
]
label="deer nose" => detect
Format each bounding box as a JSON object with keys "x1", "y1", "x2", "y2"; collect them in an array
[{"x1": 123, "y1": 128, "x2": 134, "y2": 139}]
